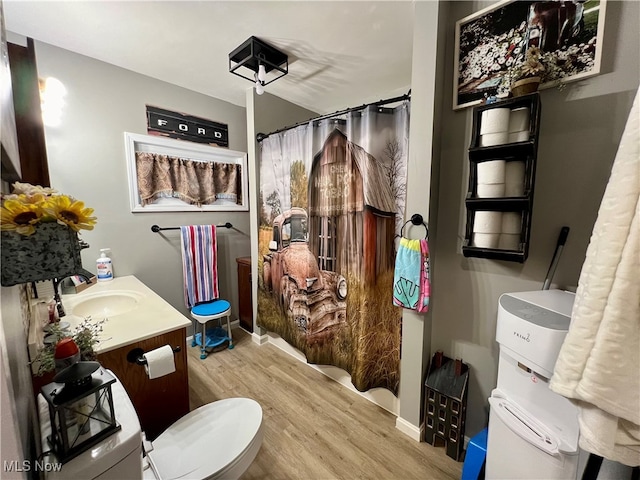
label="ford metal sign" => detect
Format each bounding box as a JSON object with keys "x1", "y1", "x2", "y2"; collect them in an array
[{"x1": 146, "y1": 106, "x2": 228, "y2": 147}]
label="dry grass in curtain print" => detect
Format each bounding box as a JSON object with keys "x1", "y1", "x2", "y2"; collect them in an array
[
  {"x1": 257, "y1": 226, "x2": 402, "y2": 394},
  {"x1": 348, "y1": 268, "x2": 402, "y2": 393}
]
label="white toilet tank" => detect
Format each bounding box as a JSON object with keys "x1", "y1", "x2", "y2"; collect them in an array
[{"x1": 38, "y1": 370, "x2": 143, "y2": 480}]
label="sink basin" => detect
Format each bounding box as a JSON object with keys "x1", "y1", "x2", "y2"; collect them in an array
[{"x1": 71, "y1": 291, "x2": 144, "y2": 318}]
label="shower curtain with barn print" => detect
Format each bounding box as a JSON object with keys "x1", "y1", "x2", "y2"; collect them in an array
[{"x1": 258, "y1": 102, "x2": 409, "y2": 394}]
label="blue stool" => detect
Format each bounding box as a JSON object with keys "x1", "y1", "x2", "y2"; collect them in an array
[
  {"x1": 462, "y1": 427, "x2": 487, "y2": 480},
  {"x1": 190, "y1": 299, "x2": 233, "y2": 359}
]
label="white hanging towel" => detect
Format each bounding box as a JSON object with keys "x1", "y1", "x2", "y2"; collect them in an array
[{"x1": 550, "y1": 88, "x2": 640, "y2": 467}]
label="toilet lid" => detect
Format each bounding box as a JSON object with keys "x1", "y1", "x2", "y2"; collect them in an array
[{"x1": 148, "y1": 398, "x2": 262, "y2": 480}]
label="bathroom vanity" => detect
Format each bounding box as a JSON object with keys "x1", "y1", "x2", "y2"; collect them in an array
[{"x1": 61, "y1": 275, "x2": 191, "y2": 440}]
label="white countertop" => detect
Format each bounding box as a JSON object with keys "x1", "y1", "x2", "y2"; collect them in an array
[{"x1": 62, "y1": 275, "x2": 191, "y2": 354}]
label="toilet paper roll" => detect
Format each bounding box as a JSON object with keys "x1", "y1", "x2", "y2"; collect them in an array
[
  {"x1": 498, "y1": 233, "x2": 521, "y2": 251},
  {"x1": 505, "y1": 161, "x2": 526, "y2": 196},
  {"x1": 509, "y1": 107, "x2": 530, "y2": 132},
  {"x1": 473, "y1": 233, "x2": 500, "y2": 249},
  {"x1": 508, "y1": 131, "x2": 529, "y2": 143},
  {"x1": 502, "y1": 212, "x2": 522, "y2": 234},
  {"x1": 505, "y1": 182, "x2": 525, "y2": 197},
  {"x1": 477, "y1": 160, "x2": 506, "y2": 184},
  {"x1": 473, "y1": 211, "x2": 503, "y2": 233},
  {"x1": 480, "y1": 132, "x2": 509, "y2": 147},
  {"x1": 476, "y1": 183, "x2": 505, "y2": 198},
  {"x1": 143, "y1": 345, "x2": 176, "y2": 379},
  {"x1": 480, "y1": 108, "x2": 510, "y2": 135}
]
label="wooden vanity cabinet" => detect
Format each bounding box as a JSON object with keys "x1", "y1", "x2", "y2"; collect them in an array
[{"x1": 97, "y1": 327, "x2": 189, "y2": 441}]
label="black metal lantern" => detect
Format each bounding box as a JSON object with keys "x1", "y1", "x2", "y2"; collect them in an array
[
  {"x1": 40, "y1": 363, "x2": 121, "y2": 463},
  {"x1": 229, "y1": 36, "x2": 288, "y2": 95}
]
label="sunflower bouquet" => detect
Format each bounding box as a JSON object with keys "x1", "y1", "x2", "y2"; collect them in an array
[
  {"x1": 1, "y1": 183, "x2": 97, "y2": 286},
  {"x1": 1, "y1": 182, "x2": 96, "y2": 236}
]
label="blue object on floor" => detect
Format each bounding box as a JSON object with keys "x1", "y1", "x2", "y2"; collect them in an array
[
  {"x1": 462, "y1": 427, "x2": 488, "y2": 480},
  {"x1": 194, "y1": 327, "x2": 229, "y2": 349}
]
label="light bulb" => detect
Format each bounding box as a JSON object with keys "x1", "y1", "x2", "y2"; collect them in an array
[
  {"x1": 257, "y1": 64, "x2": 267, "y2": 82},
  {"x1": 255, "y1": 80, "x2": 264, "y2": 95},
  {"x1": 40, "y1": 77, "x2": 67, "y2": 127}
]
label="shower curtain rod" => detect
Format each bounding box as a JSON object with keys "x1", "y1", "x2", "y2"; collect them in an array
[{"x1": 256, "y1": 90, "x2": 411, "y2": 142}]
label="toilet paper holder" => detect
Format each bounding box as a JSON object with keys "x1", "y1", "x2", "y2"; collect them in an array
[{"x1": 126, "y1": 346, "x2": 181, "y2": 366}]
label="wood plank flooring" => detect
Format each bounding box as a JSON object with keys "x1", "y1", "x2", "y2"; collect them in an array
[{"x1": 187, "y1": 328, "x2": 462, "y2": 480}]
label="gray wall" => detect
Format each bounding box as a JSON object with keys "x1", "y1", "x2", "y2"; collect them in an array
[
  {"x1": 32, "y1": 40, "x2": 250, "y2": 329},
  {"x1": 0, "y1": 286, "x2": 36, "y2": 479},
  {"x1": 432, "y1": 0, "x2": 640, "y2": 437}
]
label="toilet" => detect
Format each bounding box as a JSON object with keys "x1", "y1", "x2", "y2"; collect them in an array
[{"x1": 38, "y1": 370, "x2": 263, "y2": 479}]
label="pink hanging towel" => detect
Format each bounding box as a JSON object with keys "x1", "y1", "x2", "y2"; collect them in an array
[
  {"x1": 180, "y1": 225, "x2": 219, "y2": 308},
  {"x1": 393, "y1": 237, "x2": 430, "y2": 312}
]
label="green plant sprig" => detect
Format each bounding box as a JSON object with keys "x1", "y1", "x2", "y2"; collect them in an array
[{"x1": 32, "y1": 316, "x2": 107, "y2": 376}]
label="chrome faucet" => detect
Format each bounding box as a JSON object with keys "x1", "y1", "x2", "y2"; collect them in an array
[{"x1": 52, "y1": 271, "x2": 94, "y2": 318}]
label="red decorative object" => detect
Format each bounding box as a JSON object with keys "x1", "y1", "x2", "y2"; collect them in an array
[{"x1": 54, "y1": 338, "x2": 80, "y2": 372}]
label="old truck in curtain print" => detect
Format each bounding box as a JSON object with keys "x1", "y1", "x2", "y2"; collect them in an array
[{"x1": 263, "y1": 207, "x2": 348, "y2": 345}]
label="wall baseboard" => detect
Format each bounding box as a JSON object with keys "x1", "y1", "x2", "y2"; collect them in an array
[
  {"x1": 395, "y1": 415, "x2": 422, "y2": 442},
  {"x1": 251, "y1": 331, "x2": 269, "y2": 345}
]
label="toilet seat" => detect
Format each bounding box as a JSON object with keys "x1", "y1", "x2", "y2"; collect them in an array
[{"x1": 147, "y1": 398, "x2": 263, "y2": 480}]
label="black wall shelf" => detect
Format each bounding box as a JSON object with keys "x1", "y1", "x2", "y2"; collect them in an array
[
  {"x1": 464, "y1": 197, "x2": 531, "y2": 210},
  {"x1": 462, "y1": 93, "x2": 542, "y2": 263},
  {"x1": 468, "y1": 140, "x2": 535, "y2": 161}
]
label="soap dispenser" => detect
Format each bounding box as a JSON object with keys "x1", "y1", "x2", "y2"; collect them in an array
[{"x1": 96, "y1": 249, "x2": 113, "y2": 282}]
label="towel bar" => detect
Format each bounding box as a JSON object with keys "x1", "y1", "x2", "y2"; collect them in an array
[
  {"x1": 151, "y1": 223, "x2": 232, "y2": 232},
  {"x1": 399, "y1": 214, "x2": 429, "y2": 239}
]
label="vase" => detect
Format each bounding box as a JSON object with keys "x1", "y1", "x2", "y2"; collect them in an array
[
  {"x1": 511, "y1": 76, "x2": 541, "y2": 97},
  {"x1": 1, "y1": 222, "x2": 85, "y2": 286}
]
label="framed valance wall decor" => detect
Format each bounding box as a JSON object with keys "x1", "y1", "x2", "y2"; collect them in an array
[
  {"x1": 453, "y1": 0, "x2": 607, "y2": 110},
  {"x1": 124, "y1": 132, "x2": 248, "y2": 212}
]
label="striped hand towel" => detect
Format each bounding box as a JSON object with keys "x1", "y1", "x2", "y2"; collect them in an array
[{"x1": 180, "y1": 225, "x2": 219, "y2": 309}]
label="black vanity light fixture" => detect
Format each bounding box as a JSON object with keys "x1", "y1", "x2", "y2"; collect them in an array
[{"x1": 229, "y1": 36, "x2": 288, "y2": 95}]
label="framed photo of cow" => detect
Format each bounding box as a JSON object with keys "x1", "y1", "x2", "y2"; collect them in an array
[{"x1": 453, "y1": 0, "x2": 607, "y2": 110}]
